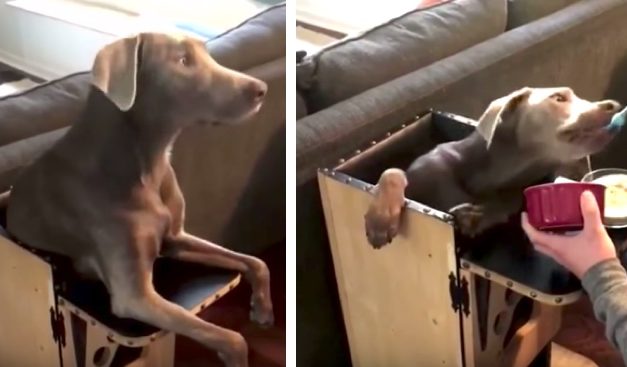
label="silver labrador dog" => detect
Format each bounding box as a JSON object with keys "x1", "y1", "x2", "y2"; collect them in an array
[
  {"x1": 365, "y1": 87, "x2": 621, "y2": 248},
  {"x1": 7, "y1": 33, "x2": 273, "y2": 367}
]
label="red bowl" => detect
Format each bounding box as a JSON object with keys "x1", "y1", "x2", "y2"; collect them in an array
[{"x1": 524, "y1": 182, "x2": 605, "y2": 231}]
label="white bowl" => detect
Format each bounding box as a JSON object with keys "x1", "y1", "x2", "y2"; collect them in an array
[{"x1": 582, "y1": 168, "x2": 627, "y2": 228}]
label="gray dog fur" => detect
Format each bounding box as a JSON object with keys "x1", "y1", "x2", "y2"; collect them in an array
[
  {"x1": 7, "y1": 33, "x2": 271, "y2": 367},
  {"x1": 365, "y1": 87, "x2": 621, "y2": 248}
]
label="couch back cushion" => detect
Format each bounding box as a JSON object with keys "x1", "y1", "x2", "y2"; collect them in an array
[
  {"x1": 507, "y1": 0, "x2": 580, "y2": 30},
  {"x1": 207, "y1": 3, "x2": 285, "y2": 72},
  {"x1": 297, "y1": 0, "x2": 507, "y2": 113},
  {"x1": 296, "y1": 89, "x2": 308, "y2": 119}
]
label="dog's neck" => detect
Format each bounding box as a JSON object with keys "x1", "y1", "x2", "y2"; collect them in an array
[
  {"x1": 128, "y1": 95, "x2": 181, "y2": 176},
  {"x1": 455, "y1": 132, "x2": 557, "y2": 194},
  {"x1": 64, "y1": 89, "x2": 179, "y2": 186}
]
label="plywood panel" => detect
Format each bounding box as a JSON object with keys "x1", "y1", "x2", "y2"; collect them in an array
[
  {"x1": 0, "y1": 236, "x2": 60, "y2": 367},
  {"x1": 461, "y1": 267, "x2": 562, "y2": 367},
  {"x1": 319, "y1": 172, "x2": 463, "y2": 367},
  {"x1": 552, "y1": 343, "x2": 597, "y2": 367},
  {"x1": 126, "y1": 334, "x2": 175, "y2": 367},
  {"x1": 460, "y1": 269, "x2": 479, "y2": 367},
  {"x1": 505, "y1": 303, "x2": 561, "y2": 367}
]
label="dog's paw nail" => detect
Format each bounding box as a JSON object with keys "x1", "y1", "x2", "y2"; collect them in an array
[
  {"x1": 249, "y1": 298, "x2": 274, "y2": 328},
  {"x1": 249, "y1": 310, "x2": 274, "y2": 328}
]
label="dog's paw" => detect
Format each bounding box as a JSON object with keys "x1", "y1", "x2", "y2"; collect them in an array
[
  {"x1": 218, "y1": 331, "x2": 249, "y2": 367},
  {"x1": 364, "y1": 200, "x2": 403, "y2": 249},
  {"x1": 450, "y1": 203, "x2": 485, "y2": 237},
  {"x1": 364, "y1": 168, "x2": 407, "y2": 249},
  {"x1": 250, "y1": 295, "x2": 274, "y2": 328},
  {"x1": 246, "y1": 260, "x2": 274, "y2": 328}
]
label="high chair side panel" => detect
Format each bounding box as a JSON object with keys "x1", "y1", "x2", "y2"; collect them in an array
[
  {"x1": 319, "y1": 172, "x2": 463, "y2": 367},
  {"x1": 0, "y1": 235, "x2": 60, "y2": 367}
]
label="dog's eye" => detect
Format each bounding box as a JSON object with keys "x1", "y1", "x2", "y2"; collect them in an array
[
  {"x1": 552, "y1": 94, "x2": 567, "y2": 103},
  {"x1": 178, "y1": 56, "x2": 189, "y2": 67}
]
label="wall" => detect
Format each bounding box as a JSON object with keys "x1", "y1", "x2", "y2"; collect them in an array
[
  {"x1": 0, "y1": 1, "x2": 115, "y2": 80},
  {"x1": 0, "y1": 0, "x2": 273, "y2": 80}
]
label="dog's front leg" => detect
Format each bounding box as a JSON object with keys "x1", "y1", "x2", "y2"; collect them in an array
[
  {"x1": 162, "y1": 234, "x2": 274, "y2": 327},
  {"x1": 364, "y1": 168, "x2": 408, "y2": 249},
  {"x1": 102, "y1": 248, "x2": 249, "y2": 367},
  {"x1": 449, "y1": 193, "x2": 523, "y2": 237}
]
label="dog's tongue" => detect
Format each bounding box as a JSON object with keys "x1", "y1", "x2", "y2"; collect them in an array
[{"x1": 607, "y1": 106, "x2": 627, "y2": 133}]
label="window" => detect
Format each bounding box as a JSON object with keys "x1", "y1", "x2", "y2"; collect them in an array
[
  {"x1": 7, "y1": 0, "x2": 277, "y2": 38},
  {"x1": 296, "y1": 0, "x2": 448, "y2": 37}
]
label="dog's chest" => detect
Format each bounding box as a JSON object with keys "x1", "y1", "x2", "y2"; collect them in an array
[
  {"x1": 128, "y1": 205, "x2": 172, "y2": 259},
  {"x1": 129, "y1": 184, "x2": 173, "y2": 231}
]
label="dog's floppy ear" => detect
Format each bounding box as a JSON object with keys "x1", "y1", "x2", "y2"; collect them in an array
[
  {"x1": 476, "y1": 87, "x2": 532, "y2": 148},
  {"x1": 91, "y1": 34, "x2": 142, "y2": 111}
]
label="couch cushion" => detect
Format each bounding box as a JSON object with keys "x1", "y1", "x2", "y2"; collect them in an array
[
  {"x1": 297, "y1": 89, "x2": 308, "y2": 119},
  {"x1": 0, "y1": 72, "x2": 90, "y2": 147},
  {"x1": 297, "y1": 0, "x2": 507, "y2": 112},
  {"x1": 206, "y1": 3, "x2": 285, "y2": 72},
  {"x1": 507, "y1": 0, "x2": 580, "y2": 30},
  {"x1": 0, "y1": 127, "x2": 69, "y2": 192}
]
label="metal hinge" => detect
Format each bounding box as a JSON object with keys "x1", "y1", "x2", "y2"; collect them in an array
[
  {"x1": 449, "y1": 272, "x2": 470, "y2": 317},
  {"x1": 49, "y1": 306, "x2": 66, "y2": 347}
]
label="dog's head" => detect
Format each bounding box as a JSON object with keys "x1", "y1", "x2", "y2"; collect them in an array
[
  {"x1": 477, "y1": 87, "x2": 621, "y2": 162},
  {"x1": 90, "y1": 33, "x2": 267, "y2": 126}
]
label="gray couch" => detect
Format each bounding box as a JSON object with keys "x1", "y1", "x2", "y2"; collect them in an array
[
  {"x1": 0, "y1": 3, "x2": 286, "y2": 255},
  {"x1": 296, "y1": 0, "x2": 627, "y2": 365}
]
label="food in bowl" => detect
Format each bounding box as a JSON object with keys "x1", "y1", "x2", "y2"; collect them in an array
[
  {"x1": 582, "y1": 168, "x2": 627, "y2": 228},
  {"x1": 591, "y1": 174, "x2": 627, "y2": 219}
]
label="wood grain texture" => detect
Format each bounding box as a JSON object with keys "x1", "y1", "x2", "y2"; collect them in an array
[
  {"x1": 126, "y1": 334, "x2": 175, "y2": 367},
  {"x1": 461, "y1": 268, "x2": 561, "y2": 367},
  {"x1": 319, "y1": 172, "x2": 463, "y2": 367},
  {"x1": 504, "y1": 302, "x2": 561, "y2": 367},
  {"x1": 552, "y1": 343, "x2": 597, "y2": 367},
  {"x1": 0, "y1": 236, "x2": 60, "y2": 367}
]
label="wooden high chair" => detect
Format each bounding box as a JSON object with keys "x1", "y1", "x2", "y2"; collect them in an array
[
  {"x1": 318, "y1": 111, "x2": 582, "y2": 367},
  {"x1": 0, "y1": 196, "x2": 240, "y2": 367}
]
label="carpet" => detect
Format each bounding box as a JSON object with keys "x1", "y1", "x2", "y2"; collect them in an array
[{"x1": 175, "y1": 242, "x2": 286, "y2": 367}]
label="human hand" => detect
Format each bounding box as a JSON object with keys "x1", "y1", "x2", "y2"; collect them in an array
[{"x1": 521, "y1": 191, "x2": 617, "y2": 279}]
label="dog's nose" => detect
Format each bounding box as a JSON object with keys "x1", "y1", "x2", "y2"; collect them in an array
[
  {"x1": 246, "y1": 81, "x2": 267, "y2": 103},
  {"x1": 598, "y1": 100, "x2": 622, "y2": 113}
]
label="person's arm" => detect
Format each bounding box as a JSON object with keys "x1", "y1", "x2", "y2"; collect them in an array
[
  {"x1": 582, "y1": 258, "x2": 627, "y2": 362},
  {"x1": 521, "y1": 191, "x2": 627, "y2": 360}
]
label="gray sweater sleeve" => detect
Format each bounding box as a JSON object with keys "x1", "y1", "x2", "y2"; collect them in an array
[{"x1": 581, "y1": 258, "x2": 627, "y2": 363}]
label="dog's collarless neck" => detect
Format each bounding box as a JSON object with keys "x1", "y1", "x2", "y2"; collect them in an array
[
  {"x1": 464, "y1": 140, "x2": 555, "y2": 194},
  {"x1": 67, "y1": 89, "x2": 178, "y2": 184}
]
